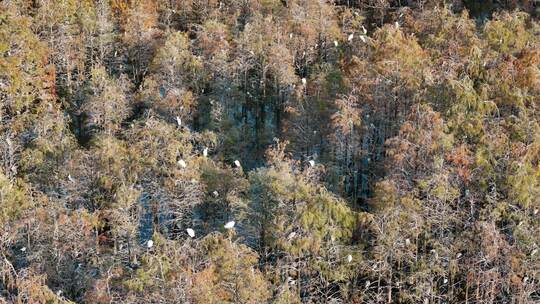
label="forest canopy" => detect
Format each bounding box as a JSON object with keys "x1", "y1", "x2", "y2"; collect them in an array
[{"x1": 1, "y1": 0, "x2": 540, "y2": 303}]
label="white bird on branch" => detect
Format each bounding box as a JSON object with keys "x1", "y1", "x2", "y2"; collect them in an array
[
  {"x1": 234, "y1": 160, "x2": 241, "y2": 168},
  {"x1": 224, "y1": 221, "x2": 235, "y2": 229},
  {"x1": 203, "y1": 147, "x2": 208, "y2": 157},
  {"x1": 348, "y1": 33, "x2": 354, "y2": 42},
  {"x1": 178, "y1": 159, "x2": 187, "y2": 168},
  {"x1": 186, "y1": 228, "x2": 195, "y2": 238},
  {"x1": 147, "y1": 240, "x2": 154, "y2": 248},
  {"x1": 176, "y1": 116, "x2": 182, "y2": 127}
]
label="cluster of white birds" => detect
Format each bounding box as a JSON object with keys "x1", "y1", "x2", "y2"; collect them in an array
[{"x1": 145, "y1": 221, "x2": 236, "y2": 248}]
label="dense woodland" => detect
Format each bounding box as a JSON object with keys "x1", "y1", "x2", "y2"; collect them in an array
[{"x1": 1, "y1": 0, "x2": 540, "y2": 303}]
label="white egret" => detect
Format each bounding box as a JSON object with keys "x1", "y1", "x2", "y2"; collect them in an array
[
  {"x1": 348, "y1": 33, "x2": 354, "y2": 41},
  {"x1": 178, "y1": 159, "x2": 187, "y2": 168},
  {"x1": 176, "y1": 116, "x2": 182, "y2": 127},
  {"x1": 443, "y1": 278, "x2": 448, "y2": 284},
  {"x1": 365, "y1": 280, "x2": 371, "y2": 288},
  {"x1": 287, "y1": 232, "x2": 296, "y2": 240},
  {"x1": 456, "y1": 252, "x2": 462, "y2": 259},
  {"x1": 212, "y1": 190, "x2": 219, "y2": 197},
  {"x1": 289, "y1": 33, "x2": 293, "y2": 39},
  {"x1": 531, "y1": 249, "x2": 538, "y2": 256},
  {"x1": 534, "y1": 209, "x2": 538, "y2": 215},
  {"x1": 147, "y1": 240, "x2": 154, "y2": 248},
  {"x1": 68, "y1": 174, "x2": 75, "y2": 183},
  {"x1": 234, "y1": 160, "x2": 241, "y2": 168},
  {"x1": 301, "y1": 78, "x2": 307, "y2": 85},
  {"x1": 203, "y1": 147, "x2": 208, "y2": 157},
  {"x1": 21, "y1": 247, "x2": 26, "y2": 252},
  {"x1": 333, "y1": 40, "x2": 339, "y2": 47},
  {"x1": 308, "y1": 160, "x2": 315, "y2": 167},
  {"x1": 224, "y1": 221, "x2": 235, "y2": 229},
  {"x1": 186, "y1": 228, "x2": 195, "y2": 238},
  {"x1": 405, "y1": 238, "x2": 410, "y2": 246},
  {"x1": 362, "y1": 25, "x2": 367, "y2": 34},
  {"x1": 395, "y1": 21, "x2": 400, "y2": 28},
  {"x1": 347, "y1": 254, "x2": 353, "y2": 263},
  {"x1": 360, "y1": 35, "x2": 367, "y2": 43}
]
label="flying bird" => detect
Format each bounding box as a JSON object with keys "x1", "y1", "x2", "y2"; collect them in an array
[
  {"x1": 186, "y1": 228, "x2": 195, "y2": 238},
  {"x1": 224, "y1": 221, "x2": 235, "y2": 229},
  {"x1": 147, "y1": 240, "x2": 154, "y2": 248}
]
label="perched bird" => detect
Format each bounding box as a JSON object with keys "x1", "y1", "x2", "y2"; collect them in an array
[
  {"x1": 347, "y1": 254, "x2": 353, "y2": 263},
  {"x1": 21, "y1": 247, "x2": 26, "y2": 252},
  {"x1": 456, "y1": 252, "x2": 462, "y2": 259},
  {"x1": 360, "y1": 35, "x2": 367, "y2": 43},
  {"x1": 212, "y1": 190, "x2": 219, "y2": 197},
  {"x1": 301, "y1": 78, "x2": 307, "y2": 85},
  {"x1": 333, "y1": 40, "x2": 339, "y2": 47},
  {"x1": 186, "y1": 228, "x2": 195, "y2": 238},
  {"x1": 531, "y1": 249, "x2": 538, "y2": 256},
  {"x1": 178, "y1": 159, "x2": 187, "y2": 168},
  {"x1": 234, "y1": 160, "x2": 241, "y2": 168},
  {"x1": 308, "y1": 160, "x2": 315, "y2": 167},
  {"x1": 289, "y1": 33, "x2": 293, "y2": 39},
  {"x1": 362, "y1": 25, "x2": 368, "y2": 34},
  {"x1": 68, "y1": 174, "x2": 75, "y2": 183},
  {"x1": 287, "y1": 232, "x2": 296, "y2": 240},
  {"x1": 365, "y1": 280, "x2": 371, "y2": 288},
  {"x1": 224, "y1": 221, "x2": 235, "y2": 229},
  {"x1": 176, "y1": 116, "x2": 182, "y2": 127},
  {"x1": 348, "y1": 33, "x2": 354, "y2": 41},
  {"x1": 395, "y1": 21, "x2": 400, "y2": 28},
  {"x1": 203, "y1": 147, "x2": 208, "y2": 157},
  {"x1": 147, "y1": 240, "x2": 154, "y2": 248},
  {"x1": 443, "y1": 278, "x2": 448, "y2": 284},
  {"x1": 405, "y1": 238, "x2": 411, "y2": 246},
  {"x1": 534, "y1": 209, "x2": 538, "y2": 215}
]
